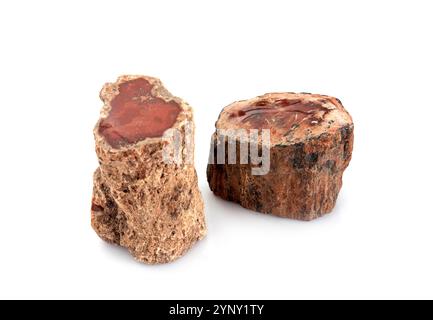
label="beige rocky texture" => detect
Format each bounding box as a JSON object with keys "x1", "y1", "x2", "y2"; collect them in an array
[
  {"x1": 91, "y1": 75, "x2": 206, "y2": 264},
  {"x1": 207, "y1": 92, "x2": 354, "y2": 221}
]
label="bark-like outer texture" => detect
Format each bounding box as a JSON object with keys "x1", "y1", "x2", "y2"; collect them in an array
[
  {"x1": 91, "y1": 75, "x2": 206, "y2": 264},
  {"x1": 207, "y1": 93, "x2": 354, "y2": 221}
]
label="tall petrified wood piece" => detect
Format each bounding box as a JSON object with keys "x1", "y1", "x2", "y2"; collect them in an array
[
  {"x1": 207, "y1": 93, "x2": 354, "y2": 221},
  {"x1": 91, "y1": 75, "x2": 206, "y2": 264}
]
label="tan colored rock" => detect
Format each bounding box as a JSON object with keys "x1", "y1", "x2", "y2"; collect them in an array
[
  {"x1": 91, "y1": 75, "x2": 206, "y2": 264},
  {"x1": 207, "y1": 93, "x2": 354, "y2": 221}
]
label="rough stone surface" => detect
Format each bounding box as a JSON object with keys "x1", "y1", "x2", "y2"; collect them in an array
[
  {"x1": 92, "y1": 75, "x2": 206, "y2": 264},
  {"x1": 207, "y1": 92, "x2": 354, "y2": 221}
]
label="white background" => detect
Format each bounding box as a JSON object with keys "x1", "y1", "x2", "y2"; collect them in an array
[{"x1": 0, "y1": 0, "x2": 432, "y2": 300}]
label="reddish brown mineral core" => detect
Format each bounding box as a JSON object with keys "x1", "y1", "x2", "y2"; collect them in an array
[
  {"x1": 221, "y1": 95, "x2": 336, "y2": 144},
  {"x1": 98, "y1": 78, "x2": 181, "y2": 148},
  {"x1": 229, "y1": 99, "x2": 330, "y2": 128}
]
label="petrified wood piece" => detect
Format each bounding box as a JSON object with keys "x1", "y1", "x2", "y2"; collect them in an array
[
  {"x1": 207, "y1": 93, "x2": 354, "y2": 221},
  {"x1": 92, "y1": 75, "x2": 206, "y2": 263}
]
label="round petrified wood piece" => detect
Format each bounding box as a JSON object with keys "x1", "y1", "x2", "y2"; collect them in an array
[
  {"x1": 207, "y1": 92, "x2": 354, "y2": 221},
  {"x1": 92, "y1": 75, "x2": 206, "y2": 264}
]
